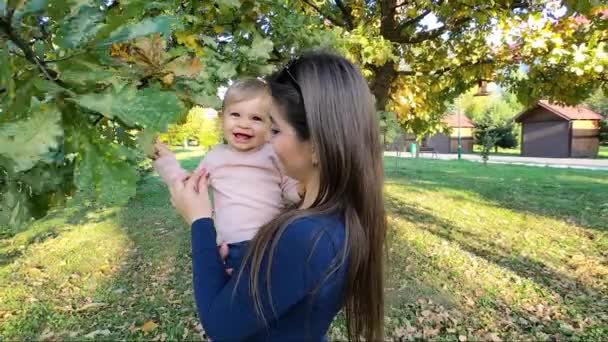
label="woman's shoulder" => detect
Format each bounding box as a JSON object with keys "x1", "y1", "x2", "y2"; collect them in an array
[{"x1": 280, "y1": 213, "x2": 346, "y2": 252}]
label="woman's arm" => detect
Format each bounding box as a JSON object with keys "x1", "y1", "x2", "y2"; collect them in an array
[{"x1": 191, "y1": 217, "x2": 342, "y2": 340}]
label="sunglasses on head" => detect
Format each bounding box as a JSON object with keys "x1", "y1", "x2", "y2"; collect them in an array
[{"x1": 283, "y1": 58, "x2": 302, "y2": 94}]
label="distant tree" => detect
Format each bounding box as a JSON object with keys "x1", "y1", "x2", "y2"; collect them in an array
[
  {"x1": 159, "y1": 107, "x2": 221, "y2": 149},
  {"x1": 458, "y1": 88, "x2": 521, "y2": 153},
  {"x1": 457, "y1": 88, "x2": 523, "y2": 123},
  {"x1": 585, "y1": 90, "x2": 608, "y2": 144},
  {"x1": 378, "y1": 111, "x2": 402, "y2": 147},
  {"x1": 474, "y1": 114, "x2": 518, "y2": 154}
]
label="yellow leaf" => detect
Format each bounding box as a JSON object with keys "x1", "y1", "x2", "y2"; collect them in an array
[
  {"x1": 133, "y1": 34, "x2": 167, "y2": 68},
  {"x1": 110, "y1": 43, "x2": 132, "y2": 60},
  {"x1": 142, "y1": 320, "x2": 158, "y2": 334},
  {"x1": 27, "y1": 267, "x2": 44, "y2": 277},
  {"x1": 164, "y1": 56, "x2": 202, "y2": 78},
  {"x1": 161, "y1": 73, "x2": 175, "y2": 85},
  {"x1": 175, "y1": 31, "x2": 205, "y2": 56}
]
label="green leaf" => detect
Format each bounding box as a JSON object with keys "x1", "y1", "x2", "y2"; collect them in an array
[
  {"x1": 0, "y1": 47, "x2": 13, "y2": 97},
  {"x1": 72, "y1": 85, "x2": 183, "y2": 131},
  {"x1": 137, "y1": 128, "x2": 156, "y2": 157},
  {"x1": 55, "y1": 5, "x2": 105, "y2": 49},
  {"x1": 246, "y1": 34, "x2": 273, "y2": 60},
  {"x1": 12, "y1": 0, "x2": 48, "y2": 24},
  {"x1": 216, "y1": 61, "x2": 237, "y2": 79},
  {"x1": 0, "y1": 98, "x2": 63, "y2": 172},
  {"x1": 0, "y1": 183, "x2": 31, "y2": 230},
  {"x1": 201, "y1": 35, "x2": 218, "y2": 49},
  {"x1": 45, "y1": 0, "x2": 91, "y2": 20},
  {"x1": 97, "y1": 16, "x2": 181, "y2": 47},
  {"x1": 217, "y1": 0, "x2": 241, "y2": 9},
  {"x1": 73, "y1": 134, "x2": 138, "y2": 205}
]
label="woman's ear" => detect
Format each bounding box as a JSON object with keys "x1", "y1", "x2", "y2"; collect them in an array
[{"x1": 311, "y1": 146, "x2": 319, "y2": 167}]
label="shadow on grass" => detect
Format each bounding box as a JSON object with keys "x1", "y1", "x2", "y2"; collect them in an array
[
  {"x1": 0, "y1": 206, "x2": 120, "y2": 269},
  {"x1": 385, "y1": 195, "x2": 607, "y2": 325},
  {"x1": 0, "y1": 172, "x2": 203, "y2": 341},
  {"x1": 385, "y1": 157, "x2": 608, "y2": 232}
]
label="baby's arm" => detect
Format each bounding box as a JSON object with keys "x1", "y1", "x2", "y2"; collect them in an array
[{"x1": 152, "y1": 143, "x2": 189, "y2": 185}]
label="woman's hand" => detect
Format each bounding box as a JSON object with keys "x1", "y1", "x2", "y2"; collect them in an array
[{"x1": 168, "y1": 166, "x2": 212, "y2": 225}]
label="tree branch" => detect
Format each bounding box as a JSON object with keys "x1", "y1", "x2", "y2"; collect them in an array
[
  {"x1": 398, "y1": 58, "x2": 494, "y2": 77},
  {"x1": 301, "y1": 0, "x2": 346, "y2": 27},
  {"x1": 335, "y1": 0, "x2": 355, "y2": 30},
  {"x1": 398, "y1": 8, "x2": 431, "y2": 30},
  {"x1": 43, "y1": 51, "x2": 88, "y2": 63},
  {"x1": 0, "y1": 16, "x2": 65, "y2": 86},
  {"x1": 397, "y1": 16, "x2": 473, "y2": 44},
  {"x1": 390, "y1": 1, "x2": 411, "y2": 12}
]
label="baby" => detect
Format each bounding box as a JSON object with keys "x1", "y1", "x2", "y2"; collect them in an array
[{"x1": 153, "y1": 79, "x2": 301, "y2": 269}]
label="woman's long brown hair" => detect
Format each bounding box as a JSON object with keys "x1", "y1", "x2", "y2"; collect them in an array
[{"x1": 237, "y1": 51, "x2": 386, "y2": 341}]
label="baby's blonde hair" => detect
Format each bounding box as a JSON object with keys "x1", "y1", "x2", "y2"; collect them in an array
[{"x1": 222, "y1": 78, "x2": 270, "y2": 110}]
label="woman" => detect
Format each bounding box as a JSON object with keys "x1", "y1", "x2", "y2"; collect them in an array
[{"x1": 168, "y1": 52, "x2": 386, "y2": 341}]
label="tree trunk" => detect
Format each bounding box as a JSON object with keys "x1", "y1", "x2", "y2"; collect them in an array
[
  {"x1": 370, "y1": 61, "x2": 397, "y2": 110},
  {"x1": 415, "y1": 136, "x2": 423, "y2": 158}
]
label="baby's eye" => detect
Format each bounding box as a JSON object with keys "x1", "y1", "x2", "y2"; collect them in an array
[
  {"x1": 230, "y1": 112, "x2": 240, "y2": 117},
  {"x1": 271, "y1": 128, "x2": 280, "y2": 136},
  {"x1": 252, "y1": 116, "x2": 263, "y2": 122}
]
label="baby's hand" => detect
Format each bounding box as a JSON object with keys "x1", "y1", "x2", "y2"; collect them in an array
[{"x1": 152, "y1": 141, "x2": 174, "y2": 160}]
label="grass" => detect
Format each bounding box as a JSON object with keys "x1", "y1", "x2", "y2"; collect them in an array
[
  {"x1": 472, "y1": 145, "x2": 608, "y2": 159},
  {"x1": 473, "y1": 145, "x2": 521, "y2": 156},
  {"x1": 1, "y1": 150, "x2": 607, "y2": 340},
  {"x1": 381, "y1": 157, "x2": 608, "y2": 340},
  {"x1": 599, "y1": 146, "x2": 608, "y2": 159}
]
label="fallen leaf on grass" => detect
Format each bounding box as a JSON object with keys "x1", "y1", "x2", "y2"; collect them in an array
[
  {"x1": 84, "y1": 329, "x2": 111, "y2": 338},
  {"x1": 40, "y1": 328, "x2": 55, "y2": 340},
  {"x1": 485, "y1": 332, "x2": 501, "y2": 342},
  {"x1": 152, "y1": 333, "x2": 167, "y2": 341},
  {"x1": 142, "y1": 320, "x2": 159, "y2": 334},
  {"x1": 459, "y1": 335, "x2": 467, "y2": 342},
  {"x1": 76, "y1": 302, "x2": 108, "y2": 312}
]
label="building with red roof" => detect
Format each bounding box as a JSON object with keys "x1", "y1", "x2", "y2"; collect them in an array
[
  {"x1": 425, "y1": 113, "x2": 476, "y2": 154},
  {"x1": 514, "y1": 101, "x2": 602, "y2": 158}
]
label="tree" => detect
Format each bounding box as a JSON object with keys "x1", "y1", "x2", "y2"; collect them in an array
[
  {"x1": 478, "y1": 130, "x2": 499, "y2": 165},
  {"x1": 2, "y1": 0, "x2": 607, "y2": 229},
  {"x1": 0, "y1": 0, "x2": 335, "y2": 230},
  {"x1": 474, "y1": 114, "x2": 518, "y2": 155},
  {"x1": 378, "y1": 111, "x2": 402, "y2": 147},
  {"x1": 585, "y1": 89, "x2": 608, "y2": 144},
  {"x1": 457, "y1": 87, "x2": 522, "y2": 152},
  {"x1": 159, "y1": 106, "x2": 221, "y2": 149},
  {"x1": 457, "y1": 88, "x2": 523, "y2": 123},
  {"x1": 290, "y1": 0, "x2": 607, "y2": 139}
]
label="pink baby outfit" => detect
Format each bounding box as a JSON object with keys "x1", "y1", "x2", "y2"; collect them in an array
[{"x1": 154, "y1": 143, "x2": 300, "y2": 244}]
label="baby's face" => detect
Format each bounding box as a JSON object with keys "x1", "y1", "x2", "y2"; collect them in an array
[{"x1": 222, "y1": 96, "x2": 271, "y2": 152}]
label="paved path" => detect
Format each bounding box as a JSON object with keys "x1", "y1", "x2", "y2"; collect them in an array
[{"x1": 385, "y1": 152, "x2": 608, "y2": 171}]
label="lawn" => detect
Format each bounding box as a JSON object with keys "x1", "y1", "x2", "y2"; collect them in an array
[
  {"x1": 473, "y1": 145, "x2": 521, "y2": 156},
  {"x1": 1, "y1": 151, "x2": 607, "y2": 340},
  {"x1": 599, "y1": 146, "x2": 608, "y2": 159}
]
